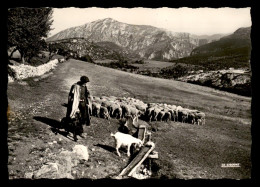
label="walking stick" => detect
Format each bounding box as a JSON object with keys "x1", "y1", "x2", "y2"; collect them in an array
[{"x1": 88, "y1": 104, "x2": 95, "y2": 136}]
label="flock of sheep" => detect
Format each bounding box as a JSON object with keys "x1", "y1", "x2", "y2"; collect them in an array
[{"x1": 91, "y1": 96, "x2": 206, "y2": 125}]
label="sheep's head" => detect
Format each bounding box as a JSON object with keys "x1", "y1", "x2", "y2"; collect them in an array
[{"x1": 137, "y1": 110, "x2": 144, "y2": 118}]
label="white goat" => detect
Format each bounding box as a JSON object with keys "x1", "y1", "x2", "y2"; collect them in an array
[{"x1": 110, "y1": 132, "x2": 143, "y2": 157}]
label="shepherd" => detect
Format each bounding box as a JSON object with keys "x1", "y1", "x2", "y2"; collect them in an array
[{"x1": 66, "y1": 76, "x2": 92, "y2": 128}]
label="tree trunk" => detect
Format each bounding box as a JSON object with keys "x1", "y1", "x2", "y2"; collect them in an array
[
  {"x1": 19, "y1": 50, "x2": 26, "y2": 64},
  {"x1": 21, "y1": 52, "x2": 25, "y2": 64},
  {"x1": 22, "y1": 56, "x2": 25, "y2": 64},
  {"x1": 28, "y1": 57, "x2": 32, "y2": 64}
]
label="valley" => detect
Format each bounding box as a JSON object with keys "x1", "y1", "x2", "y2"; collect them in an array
[{"x1": 45, "y1": 21, "x2": 251, "y2": 97}]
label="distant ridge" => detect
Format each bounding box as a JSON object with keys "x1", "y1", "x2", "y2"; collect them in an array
[
  {"x1": 191, "y1": 27, "x2": 251, "y2": 56},
  {"x1": 47, "y1": 18, "x2": 228, "y2": 60}
]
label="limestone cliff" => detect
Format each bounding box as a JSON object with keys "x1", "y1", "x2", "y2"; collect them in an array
[{"x1": 47, "y1": 18, "x2": 201, "y2": 60}]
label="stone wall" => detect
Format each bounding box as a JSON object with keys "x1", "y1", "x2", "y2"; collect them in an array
[{"x1": 8, "y1": 59, "x2": 59, "y2": 82}]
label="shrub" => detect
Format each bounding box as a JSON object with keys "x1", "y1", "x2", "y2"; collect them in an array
[
  {"x1": 159, "y1": 64, "x2": 199, "y2": 79},
  {"x1": 80, "y1": 55, "x2": 94, "y2": 63}
]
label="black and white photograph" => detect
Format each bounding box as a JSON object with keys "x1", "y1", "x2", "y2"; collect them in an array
[{"x1": 6, "y1": 7, "x2": 252, "y2": 180}]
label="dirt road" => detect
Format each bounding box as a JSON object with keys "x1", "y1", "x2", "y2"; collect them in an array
[{"x1": 7, "y1": 58, "x2": 252, "y2": 179}]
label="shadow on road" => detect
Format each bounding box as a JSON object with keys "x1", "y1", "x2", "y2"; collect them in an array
[
  {"x1": 94, "y1": 144, "x2": 138, "y2": 163},
  {"x1": 34, "y1": 116, "x2": 61, "y2": 128},
  {"x1": 94, "y1": 143, "x2": 115, "y2": 153},
  {"x1": 33, "y1": 116, "x2": 74, "y2": 141}
]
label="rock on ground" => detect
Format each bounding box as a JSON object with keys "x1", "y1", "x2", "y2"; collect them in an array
[
  {"x1": 72, "y1": 144, "x2": 89, "y2": 161},
  {"x1": 33, "y1": 162, "x2": 60, "y2": 179},
  {"x1": 32, "y1": 145, "x2": 89, "y2": 179}
]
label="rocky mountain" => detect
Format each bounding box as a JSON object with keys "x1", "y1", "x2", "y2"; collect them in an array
[
  {"x1": 95, "y1": 41, "x2": 139, "y2": 59},
  {"x1": 47, "y1": 18, "x2": 250, "y2": 63},
  {"x1": 47, "y1": 18, "x2": 202, "y2": 61}
]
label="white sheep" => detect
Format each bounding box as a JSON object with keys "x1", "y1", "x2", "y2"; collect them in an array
[
  {"x1": 163, "y1": 111, "x2": 172, "y2": 122},
  {"x1": 120, "y1": 103, "x2": 131, "y2": 118},
  {"x1": 110, "y1": 132, "x2": 143, "y2": 157},
  {"x1": 152, "y1": 107, "x2": 161, "y2": 121},
  {"x1": 195, "y1": 112, "x2": 206, "y2": 125},
  {"x1": 113, "y1": 106, "x2": 123, "y2": 119},
  {"x1": 145, "y1": 107, "x2": 155, "y2": 122},
  {"x1": 128, "y1": 105, "x2": 139, "y2": 118},
  {"x1": 107, "y1": 103, "x2": 120, "y2": 117},
  {"x1": 100, "y1": 106, "x2": 110, "y2": 119},
  {"x1": 157, "y1": 110, "x2": 166, "y2": 121},
  {"x1": 92, "y1": 102, "x2": 101, "y2": 117}
]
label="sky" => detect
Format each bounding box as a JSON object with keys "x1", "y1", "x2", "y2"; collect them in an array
[{"x1": 49, "y1": 7, "x2": 251, "y2": 37}]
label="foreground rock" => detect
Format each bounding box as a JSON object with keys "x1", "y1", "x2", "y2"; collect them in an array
[
  {"x1": 32, "y1": 144, "x2": 89, "y2": 179},
  {"x1": 72, "y1": 145, "x2": 89, "y2": 161}
]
